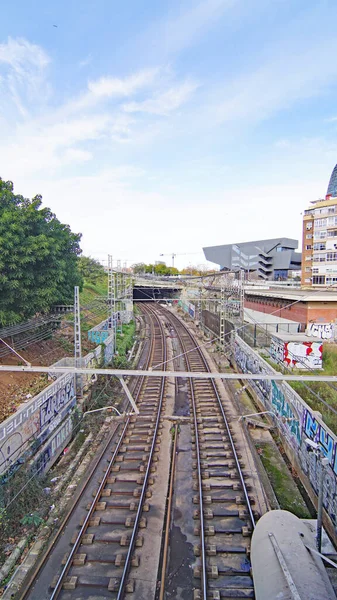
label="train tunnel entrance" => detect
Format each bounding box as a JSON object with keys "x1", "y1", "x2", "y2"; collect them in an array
[{"x1": 133, "y1": 285, "x2": 182, "y2": 302}]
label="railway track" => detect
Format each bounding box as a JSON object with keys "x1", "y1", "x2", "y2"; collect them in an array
[
  {"x1": 21, "y1": 304, "x2": 168, "y2": 600},
  {"x1": 18, "y1": 303, "x2": 262, "y2": 600},
  {"x1": 156, "y1": 305, "x2": 258, "y2": 600}
]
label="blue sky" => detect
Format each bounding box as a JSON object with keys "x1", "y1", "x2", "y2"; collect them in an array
[{"x1": 1, "y1": 0, "x2": 337, "y2": 269}]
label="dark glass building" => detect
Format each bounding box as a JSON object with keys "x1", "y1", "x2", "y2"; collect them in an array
[
  {"x1": 327, "y1": 164, "x2": 337, "y2": 197},
  {"x1": 203, "y1": 238, "x2": 301, "y2": 280}
]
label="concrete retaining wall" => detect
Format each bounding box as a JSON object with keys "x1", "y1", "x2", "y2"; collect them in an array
[{"x1": 232, "y1": 334, "x2": 337, "y2": 542}]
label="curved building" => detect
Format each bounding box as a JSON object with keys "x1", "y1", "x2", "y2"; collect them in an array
[
  {"x1": 203, "y1": 238, "x2": 301, "y2": 280},
  {"x1": 327, "y1": 164, "x2": 337, "y2": 197}
]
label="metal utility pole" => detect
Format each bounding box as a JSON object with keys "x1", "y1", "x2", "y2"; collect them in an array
[
  {"x1": 220, "y1": 287, "x2": 226, "y2": 350},
  {"x1": 239, "y1": 269, "x2": 245, "y2": 323},
  {"x1": 317, "y1": 454, "x2": 329, "y2": 552},
  {"x1": 108, "y1": 255, "x2": 117, "y2": 351},
  {"x1": 197, "y1": 284, "x2": 203, "y2": 327},
  {"x1": 116, "y1": 263, "x2": 123, "y2": 333},
  {"x1": 74, "y1": 286, "x2": 82, "y2": 397}
]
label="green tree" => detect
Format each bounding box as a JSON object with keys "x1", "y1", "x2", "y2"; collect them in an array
[
  {"x1": 78, "y1": 256, "x2": 105, "y2": 283},
  {"x1": 154, "y1": 264, "x2": 179, "y2": 276},
  {"x1": 131, "y1": 263, "x2": 146, "y2": 274},
  {"x1": 0, "y1": 178, "x2": 82, "y2": 325}
]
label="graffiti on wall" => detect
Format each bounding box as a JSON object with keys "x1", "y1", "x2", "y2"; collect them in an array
[
  {"x1": 0, "y1": 373, "x2": 75, "y2": 477},
  {"x1": 307, "y1": 323, "x2": 334, "y2": 340},
  {"x1": 270, "y1": 336, "x2": 284, "y2": 364},
  {"x1": 270, "y1": 336, "x2": 323, "y2": 369},
  {"x1": 104, "y1": 334, "x2": 114, "y2": 364},
  {"x1": 271, "y1": 382, "x2": 302, "y2": 446},
  {"x1": 188, "y1": 303, "x2": 195, "y2": 318},
  {"x1": 32, "y1": 416, "x2": 73, "y2": 475},
  {"x1": 233, "y1": 334, "x2": 337, "y2": 534},
  {"x1": 0, "y1": 313, "x2": 133, "y2": 480},
  {"x1": 284, "y1": 341, "x2": 322, "y2": 370},
  {"x1": 88, "y1": 330, "x2": 109, "y2": 344}
]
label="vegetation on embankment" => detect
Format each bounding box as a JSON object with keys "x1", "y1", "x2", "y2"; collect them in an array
[
  {"x1": 0, "y1": 178, "x2": 82, "y2": 326},
  {"x1": 114, "y1": 321, "x2": 136, "y2": 368},
  {"x1": 255, "y1": 441, "x2": 311, "y2": 518}
]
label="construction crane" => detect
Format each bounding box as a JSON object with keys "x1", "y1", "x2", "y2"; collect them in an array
[{"x1": 159, "y1": 252, "x2": 200, "y2": 268}]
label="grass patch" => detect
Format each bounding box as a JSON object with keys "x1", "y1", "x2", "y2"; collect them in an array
[
  {"x1": 114, "y1": 322, "x2": 136, "y2": 368},
  {"x1": 256, "y1": 441, "x2": 311, "y2": 518},
  {"x1": 80, "y1": 275, "x2": 108, "y2": 305}
]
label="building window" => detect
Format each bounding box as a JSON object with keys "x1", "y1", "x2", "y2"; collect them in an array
[
  {"x1": 306, "y1": 222, "x2": 313, "y2": 230},
  {"x1": 314, "y1": 231, "x2": 327, "y2": 240},
  {"x1": 312, "y1": 268, "x2": 319, "y2": 274},
  {"x1": 312, "y1": 275, "x2": 326, "y2": 285},
  {"x1": 306, "y1": 234, "x2": 312, "y2": 239},
  {"x1": 305, "y1": 267, "x2": 311, "y2": 272},
  {"x1": 327, "y1": 252, "x2": 337, "y2": 261},
  {"x1": 328, "y1": 207, "x2": 336, "y2": 214},
  {"x1": 315, "y1": 218, "x2": 327, "y2": 228},
  {"x1": 313, "y1": 254, "x2": 326, "y2": 262},
  {"x1": 305, "y1": 245, "x2": 312, "y2": 250},
  {"x1": 313, "y1": 243, "x2": 326, "y2": 251},
  {"x1": 305, "y1": 256, "x2": 312, "y2": 261},
  {"x1": 304, "y1": 278, "x2": 311, "y2": 283},
  {"x1": 326, "y1": 276, "x2": 337, "y2": 284},
  {"x1": 327, "y1": 230, "x2": 337, "y2": 238}
]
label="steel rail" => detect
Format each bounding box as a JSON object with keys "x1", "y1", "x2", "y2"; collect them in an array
[
  {"x1": 17, "y1": 419, "x2": 122, "y2": 600},
  {"x1": 165, "y1": 308, "x2": 256, "y2": 529},
  {"x1": 48, "y1": 304, "x2": 160, "y2": 600},
  {"x1": 159, "y1": 423, "x2": 179, "y2": 600},
  {"x1": 186, "y1": 353, "x2": 208, "y2": 600},
  {"x1": 116, "y1": 303, "x2": 167, "y2": 599},
  {"x1": 49, "y1": 418, "x2": 130, "y2": 600}
]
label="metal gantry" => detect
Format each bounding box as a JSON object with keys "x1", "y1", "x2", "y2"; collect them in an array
[
  {"x1": 239, "y1": 269, "x2": 245, "y2": 323},
  {"x1": 219, "y1": 287, "x2": 226, "y2": 349},
  {"x1": 116, "y1": 266, "x2": 123, "y2": 333},
  {"x1": 108, "y1": 255, "x2": 117, "y2": 350},
  {"x1": 74, "y1": 285, "x2": 82, "y2": 397}
]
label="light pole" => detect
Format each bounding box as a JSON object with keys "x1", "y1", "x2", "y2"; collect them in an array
[{"x1": 305, "y1": 438, "x2": 329, "y2": 552}]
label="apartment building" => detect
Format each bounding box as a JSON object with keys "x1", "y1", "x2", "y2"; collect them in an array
[{"x1": 302, "y1": 164, "x2": 337, "y2": 287}]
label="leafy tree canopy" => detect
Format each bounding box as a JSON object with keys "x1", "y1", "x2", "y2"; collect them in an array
[
  {"x1": 78, "y1": 256, "x2": 105, "y2": 284},
  {"x1": 0, "y1": 178, "x2": 82, "y2": 326},
  {"x1": 131, "y1": 263, "x2": 179, "y2": 276}
]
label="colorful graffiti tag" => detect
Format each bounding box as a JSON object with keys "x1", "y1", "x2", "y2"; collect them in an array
[
  {"x1": 284, "y1": 341, "x2": 322, "y2": 370},
  {"x1": 0, "y1": 374, "x2": 75, "y2": 477},
  {"x1": 307, "y1": 322, "x2": 334, "y2": 340},
  {"x1": 233, "y1": 334, "x2": 337, "y2": 535},
  {"x1": 32, "y1": 416, "x2": 73, "y2": 475}
]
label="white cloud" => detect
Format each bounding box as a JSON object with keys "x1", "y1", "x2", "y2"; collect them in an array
[
  {"x1": 123, "y1": 80, "x2": 199, "y2": 116},
  {"x1": 87, "y1": 68, "x2": 159, "y2": 99},
  {"x1": 63, "y1": 148, "x2": 93, "y2": 163},
  {"x1": 0, "y1": 37, "x2": 50, "y2": 119},
  {"x1": 0, "y1": 36, "x2": 49, "y2": 71},
  {"x1": 0, "y1": 113, "x2": 113, "y2": 177}
]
